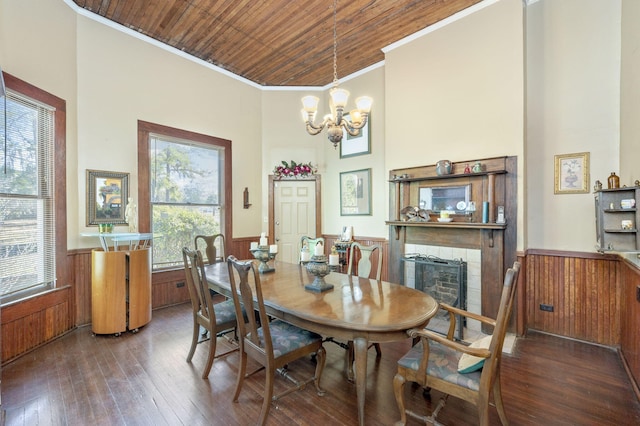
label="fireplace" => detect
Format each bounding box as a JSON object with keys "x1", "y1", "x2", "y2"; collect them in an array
[{"x1": 402, "y1": 254, "x2": 467, "y2": 340}]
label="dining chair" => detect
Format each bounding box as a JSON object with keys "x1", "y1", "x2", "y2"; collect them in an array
[
  {"x1": 226, "y1": 255, "x2": 326, "y2": 425},
  {"x1": 299, "y1": 236, "x2": 325, "y2": 262},
  {"x1": 344, "y1": 242, "x2": 383, "y2": 378},
  {"x1": 182, "y1": 247, "x2": 238, "y2": 379},
  {"x1": 393, "y1": 261, "x2": 521, "y2": 426},
  {"x1": 195, "y1": 233, "x2": 226, "y2": 265}
]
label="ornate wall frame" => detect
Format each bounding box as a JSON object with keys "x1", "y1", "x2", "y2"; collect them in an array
[{"x1": 86, "y1": 169, "x2": 129, "y2": 226}]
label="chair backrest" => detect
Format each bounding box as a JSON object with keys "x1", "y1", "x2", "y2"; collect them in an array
[
  {"x1": 227, "y1": 255, "x2": 273, "y2": 358},
  {"x1": 195, "y1": 234, "x2": 226, "y2": 265},
  {"x1": 347, "y1": 242, "x2": 382, "y2": 280},
  {"x1": 182, "y1": 247, "x2": 215, "y2": 327},
  {"x1": 299, "y1": 236, "x2": 325, "y2": 262},
  {"x1": 481, "y1": 261, "x2": 521, "y2": 385}
]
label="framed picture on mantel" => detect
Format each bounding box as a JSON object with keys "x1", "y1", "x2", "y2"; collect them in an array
[{"x1": 554, "y1": 152, "x2": 590, "y2": 194}]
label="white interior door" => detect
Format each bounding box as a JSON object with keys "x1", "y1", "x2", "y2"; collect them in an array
[{"x1": 274, "y1": 180, "x2": 316, "y2": 264}]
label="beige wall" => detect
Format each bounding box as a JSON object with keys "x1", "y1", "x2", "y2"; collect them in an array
[
  {"x1": 74, "y1": 14, "x2": 264, "y2": 247},
  {"x1": 2, "y1": 0, "x2": 633, "y2": 255},
  {"x1": 526, "y1": 0, "x2": 622, "y2": 251},
  {"x1": 0, "y1": 0, "x2": 79, "y2": 247},
  {"x1": 621, "y1": 0, "x2": 640, "y2": 185},
  {"x1": 1, "y1": 0, "x2": 265, "y2": 248},
  {"x1": 384, "y1": 0, "x2": 525, "y2": 247}
]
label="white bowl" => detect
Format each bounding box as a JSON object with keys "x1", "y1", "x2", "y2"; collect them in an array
[{"x1": 437, "y1": 218, "x2": 453, "y2": 223}]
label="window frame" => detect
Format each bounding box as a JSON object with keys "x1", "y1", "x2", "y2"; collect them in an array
[
  {"x1": 1, "y1": 72, "x2": 67, "y2": 304},
  {"x1": 137, "y1": 120, "x2": 232, "y2": 271}
]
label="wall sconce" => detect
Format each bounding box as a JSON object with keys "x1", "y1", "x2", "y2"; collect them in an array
[{"x1": 243, "y1": 187, "x2": 251, "y2": 209}]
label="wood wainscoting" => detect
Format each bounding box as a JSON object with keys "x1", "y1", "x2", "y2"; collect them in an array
[
  {"x1": 524, "y1": 249, "x2": 621, "y2": 346},
  {"x1": 1, "y1": 286, "x2": 73, "y2": 363}
]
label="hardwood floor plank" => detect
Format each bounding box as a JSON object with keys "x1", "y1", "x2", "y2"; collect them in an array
[{"x1": 3, "y1": 303, "x2": 640, "y2": 425}]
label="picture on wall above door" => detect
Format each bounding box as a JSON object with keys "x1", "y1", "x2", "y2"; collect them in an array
[{"x1": 340, "y1": 168, "x2": 371, "y2": 216}]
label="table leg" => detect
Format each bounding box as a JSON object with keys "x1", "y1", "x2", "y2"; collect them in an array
[{"x1": 353, "y1": 336, "x2": 367, "y2": 426}]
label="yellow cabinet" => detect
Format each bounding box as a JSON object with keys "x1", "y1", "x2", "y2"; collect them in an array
[{"x1": 91, "y1": 248, "x2": 151, "y2": 335}]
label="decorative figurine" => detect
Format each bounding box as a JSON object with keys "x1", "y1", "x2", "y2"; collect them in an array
[
  {"x1": 464, "y1": 163, "x2": 471, "y2": 174},
  {"x1": 125, "y1": 197, "x2": 138, "y2": 232},
  {"x1": 594, "y1": 180, "x2": 602, "y2": 191},
  {"x1": 472, "y1": 161, "x2": 482, "y2": 173}
]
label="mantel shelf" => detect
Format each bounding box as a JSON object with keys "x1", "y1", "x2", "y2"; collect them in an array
[
  {"x1": 388, "y1": 169, "x2": 507, "y2": 183},
  {"x1": 386, "y1": 221, "x2": 506, "y2": 230}
]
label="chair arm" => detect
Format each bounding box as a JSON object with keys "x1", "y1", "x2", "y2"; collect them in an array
[
  {"x1": 407, "y1": 328, "x2": 491, "y2": 359},
  {"x1": 439, "y1": 303, "x2": 497, "y2": 328}
]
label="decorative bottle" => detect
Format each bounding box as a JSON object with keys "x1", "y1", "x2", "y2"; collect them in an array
[{"x1": 607, "y1": 172, "x2": 620, "y2": 189}]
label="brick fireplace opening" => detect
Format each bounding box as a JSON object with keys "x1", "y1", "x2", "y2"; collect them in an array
[
  {"x1": 403, "y1": 244, "x2": 482, "y2": 341},
  {"x1": 403, "y1": 254, "x2": 466, "y2": 340}
]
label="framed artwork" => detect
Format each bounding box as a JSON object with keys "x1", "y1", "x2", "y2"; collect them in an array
[
  {"x1": 86, "y1": 169, "x2": 129, "y2": 225},
  {"x1": 340, "y1": 114, "x2": 371, "y2": 158},
  {"x1": 340, "y1": 168, "x2": 372, "y2": 215},
  {"x1": 554, "y1": 152, "x2": 590, "y2": 194}
]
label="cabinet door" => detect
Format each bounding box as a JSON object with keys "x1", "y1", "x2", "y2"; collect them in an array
[
  {"x1": 91, "y1": 250, "x2": 127, "y2": 334},
  {"x1": 128, "y1": 248, "x2": 152, "y2": 330}
]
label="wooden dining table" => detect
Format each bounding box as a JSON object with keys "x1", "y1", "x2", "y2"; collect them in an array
[{"x1": 204, "y1": 260, "x2": 438, "y2": 426}]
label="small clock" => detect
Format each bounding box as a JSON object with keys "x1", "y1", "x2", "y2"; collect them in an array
[{"x1": 456, "y1": 201, "x2": 467, "y2": 211}]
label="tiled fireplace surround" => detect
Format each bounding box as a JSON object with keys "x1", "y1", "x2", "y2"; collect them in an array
[{"x1": 403, "y1": 244, "x2": 482, "y2": 338}]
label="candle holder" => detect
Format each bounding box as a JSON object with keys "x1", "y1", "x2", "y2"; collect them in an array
[
  {"x1": 305, "y1": 255, "x2": 334, "y2": 293},
  {"x1": 250, "y1": 246, "x2": 277, "y2": 273}
]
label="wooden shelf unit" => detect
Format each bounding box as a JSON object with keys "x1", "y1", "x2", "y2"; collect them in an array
[{"x1": 595, "y1": 186, "x2": 640, "y2": 252}]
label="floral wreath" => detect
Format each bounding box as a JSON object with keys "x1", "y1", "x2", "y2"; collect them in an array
[{"x1": 273, "y1": 161, "x2": 317, "y2": 179}]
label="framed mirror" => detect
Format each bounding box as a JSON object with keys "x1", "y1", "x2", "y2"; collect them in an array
[
  {"x1": 419, "y1": 184, "x2": 470, "y2": 213},
  {"x1": 86, "y1": 169, "x2": 129, "y2": 226}
]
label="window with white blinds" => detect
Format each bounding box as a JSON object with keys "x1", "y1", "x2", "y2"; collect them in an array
[{"x1": 0, "y1": 90, "x2": 56, "y2": 299}]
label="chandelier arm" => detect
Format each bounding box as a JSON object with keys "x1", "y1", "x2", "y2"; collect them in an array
[
  {"x1": 342, "y1": 116, "x2": 369, "y2": 135},
  {"x1": 305, "y1": 116, "x2": 332, "y2": 135}
]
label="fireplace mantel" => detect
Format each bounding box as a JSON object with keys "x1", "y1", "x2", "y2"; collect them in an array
[{"x1": 387, "y1": 156, "x2": 517, "y2": 326}]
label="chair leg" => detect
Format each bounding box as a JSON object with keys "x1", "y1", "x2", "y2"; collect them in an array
[
  {"x1": 186, "y1": 317, "x2": 199, "y2": 362},
  {"x1": 477, "y1": 392, "x2": 490, "y2": 426},
  {"x1": 492, "y1": 377, "x2": 509, "y2": 425},
  {"x1": 202, "y1": 329, "x2": 217, "y2": 379},
  {"x1": 232, "y1": 351, "x2": 247, "y2": 402},
  {"x1": 259, "y1": 366, "x2": 276, "y2": 426},
  {"x1": 346, "y1": 341, "x2": 355, "y2": 382},
  {"x1": 373, "y1": 342, "x2": 382, "y2": 357},
  {"x1": 314, "y1": 346, "x2": 327, "y2": 395},
  {"x1": 393, "y1": 372, "x2": 408, "y2": 426}
]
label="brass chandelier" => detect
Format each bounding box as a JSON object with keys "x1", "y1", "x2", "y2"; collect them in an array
[{"x1": 301, "y1": 0, "x2": 373, "y2": 148}]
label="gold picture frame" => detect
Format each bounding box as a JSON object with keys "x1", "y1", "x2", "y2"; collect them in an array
[
  {"x1": 86, "y1": 169, "x2": 129, "y2": 226},
  {"x1": 554, "y1": 152, "x2": 590, "y2": 194}
]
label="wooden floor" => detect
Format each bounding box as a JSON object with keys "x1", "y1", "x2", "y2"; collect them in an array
[{"x1": 3, "y1": 303, "x2": 640, "y2": 425}]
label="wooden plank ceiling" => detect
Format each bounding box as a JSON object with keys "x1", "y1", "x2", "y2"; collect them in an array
[{"x1": 72, "y1": 0, "x2": 483, "y2": 87}]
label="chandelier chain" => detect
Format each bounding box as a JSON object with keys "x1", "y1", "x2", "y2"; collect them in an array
[{"x1": 332, "y1": 0, "x2": 338, "y2": 86}]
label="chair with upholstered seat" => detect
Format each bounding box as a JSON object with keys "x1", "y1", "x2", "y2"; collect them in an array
[
  {"x1": 227, "y1": 255, "x2": 326, "y2": 425},
  {"x1": 345, "y1": 242, "x2": 383, "y2": 376},
  {"x1": 393, "y1": 261, "x2": 521, "y2": 426},
  {"x1": 195, "y1": 233, "x2": 226, "y2": 265},
  {"x1": 182, "y1": 247, "x2": 238, "y2": 379},
  {"x1": 299, "y1": 236, "x2": 325, "y2": 262}
]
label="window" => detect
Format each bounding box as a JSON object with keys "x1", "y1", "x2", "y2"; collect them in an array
[
  {"x1": 138, "y1": 121, "x2": 232, "y2": 270},
  {"x1": 0, "y1": 72, "x2": 67, "y2": 302}
]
